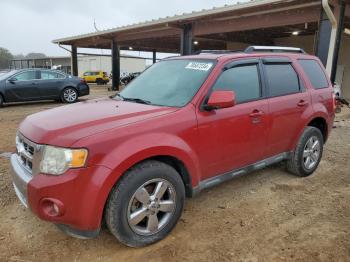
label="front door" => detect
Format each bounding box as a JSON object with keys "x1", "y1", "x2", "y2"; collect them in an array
[
  {"x1": 196, "y1": 59, "x2": 269, "y2": 180},
  {"x1": 5, "y1": 70, "x2": 40, "y2": 101}
]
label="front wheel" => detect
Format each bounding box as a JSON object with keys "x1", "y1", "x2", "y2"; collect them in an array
[
  {"x1": 287, "y1": 126, "x2": 324, "y2": 177},
  {"x1": 61, "y1": 87, "x2": 78, "y2": 103},
  {"x1": 105, "y1": 160, "x2": 185, "y2": 247}
]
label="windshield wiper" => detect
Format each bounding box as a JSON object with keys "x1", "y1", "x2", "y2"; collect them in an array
[
  {"x1": 114, "y1": 94, "x2": 151, "y2": 105},
  {"x1": 123, "y1": 97, "x2": 152, "y2": 105}
]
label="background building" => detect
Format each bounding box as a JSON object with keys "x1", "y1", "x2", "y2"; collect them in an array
[
  {"x1": 77, "y1": 55, "x2": 146, "y2": 76},
  {"x1": 10, "y1": 54, "x2": 146, "y2": 76}
]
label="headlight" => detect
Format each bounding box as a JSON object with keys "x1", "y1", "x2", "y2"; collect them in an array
[{"x1": 40, "y1": 145, "x2": 88, "y2": 175}]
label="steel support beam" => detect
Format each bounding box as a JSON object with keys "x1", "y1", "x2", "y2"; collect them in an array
[
  {"x1": 331, "y1": 1, "x2": 346, "y2": 83},
  {"x1": 181, "y1": 24, "x2": 193, "y2": 55},
  {"x1": 71, "y1": 45, "x2": 78, "y2": 76},
  {"x1": 152, "y1": 50, "x2": 157, "y2": 64},
  {"x1": 316, "y1": 10, "x2": 333, "y2": 67},
  {"x1": 111, "y1": 39, "x2": 120, "y2": 91}
]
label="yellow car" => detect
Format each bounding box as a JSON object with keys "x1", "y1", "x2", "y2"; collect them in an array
[{"x1": 82, "y1": 71, "x2": 109, "y2": 85}]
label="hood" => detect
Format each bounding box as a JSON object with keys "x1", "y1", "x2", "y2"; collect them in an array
[{"x1": 19, "y1": 98, "x2": 178, "y2": 147}]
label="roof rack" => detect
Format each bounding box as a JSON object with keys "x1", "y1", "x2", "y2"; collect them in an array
[
  {"x1": 196, "y1": 50, "x2": 243, "y2": 55},
  {"x1": 244, "y1": 46, "x2": 306, "y2": 54}
]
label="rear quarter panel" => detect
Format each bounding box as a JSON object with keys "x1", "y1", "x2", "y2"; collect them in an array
[{"x1": 292, "y1": 57, "x2": 335, "y2": 144}]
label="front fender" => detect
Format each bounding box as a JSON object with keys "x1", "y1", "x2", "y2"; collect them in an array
[
  {"x1": 100, "y1": 132, "x2": 200, "y2": 184},
  {"x1": 83, "y1": 132, "x2": 201, "y2": 224}
]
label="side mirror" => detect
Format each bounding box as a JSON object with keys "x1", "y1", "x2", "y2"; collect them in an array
[
  {"x1": 8, "y1": 77, "x2": 17, "y2": 83},
  {"x1": 204, "y1": 90, "x2": 235, "y2": 111}
]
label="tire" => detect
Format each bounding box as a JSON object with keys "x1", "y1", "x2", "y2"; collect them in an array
[
  {"x1": 96, "y1": 78, "x2": 103, "y2": 85},
  {"x1": 286, "y1": 126, "x2": 324, "y2": 177},
  {"x1": 105, "y1": 160, "x2": 185, "y2": 247},
  {"x1": 61, "y1": 87, "x2": 78, "y2": 103}
]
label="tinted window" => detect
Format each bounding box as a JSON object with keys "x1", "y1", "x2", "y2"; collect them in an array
[
  {"x1": 212, "y1": 64, "x2": 261, "y2": 103},
  {"x1": 15, "y1": 71, "x2": 37, "y2": 81},
  {"x1": 299, "y1": 59, "x2": 328, "y2": 89},
  {"x1": 264, "y1": 64, "x2": 300, "y2": 97}
]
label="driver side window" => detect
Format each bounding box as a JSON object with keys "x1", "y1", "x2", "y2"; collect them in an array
[
  {"x1": 15, "y1": 71, "x2": 37, "y2": 81},
  {"x1": 213, "y1": 64, "x2": 261, "y2": 103}
]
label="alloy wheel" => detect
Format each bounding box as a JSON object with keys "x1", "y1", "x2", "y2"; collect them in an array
[
  {"x1": 63, "y1": 88, "x2": 77, "y2": 102},
  {"x1": 303, "y1": 136, "x2": 321, "y2": 170},
  {"x1": 127, "y1": 178, "x2": 176, "y2": 236}
]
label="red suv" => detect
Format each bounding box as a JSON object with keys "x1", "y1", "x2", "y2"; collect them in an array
[{"x1": 10, "y1": 46, "x2": 335, "y2": 247}]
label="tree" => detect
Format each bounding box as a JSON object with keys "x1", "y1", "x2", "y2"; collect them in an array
[
  {"x1": 0, "y1": 47, "x2": 13, "y2": 69},
  {"x1": 14, "y1": 54, "x2": 25, "y2": 59},
  {"x1": 25, "y1": 53, "x2": 46, "y2": 59}
]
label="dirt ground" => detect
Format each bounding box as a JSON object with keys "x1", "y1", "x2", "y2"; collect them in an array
[{"x1": 0, "y1": 85, "x2": 349, "y2": 262}]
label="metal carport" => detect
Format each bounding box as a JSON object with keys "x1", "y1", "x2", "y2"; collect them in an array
[{"x1": 53, "y1": 0, "x2": 350, "y2": 94}]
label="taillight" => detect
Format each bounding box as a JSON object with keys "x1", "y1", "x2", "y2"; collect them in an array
[
  {"x1": 332, "y1": 92, "x2": 337, "y2": 111},
  {"x1": 80, "y1": 79, "x2": 86, "y2": 84}
]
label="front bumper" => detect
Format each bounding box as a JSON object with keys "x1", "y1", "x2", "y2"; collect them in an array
[
  {"x1": 10, "y1": 153, "x2": 113, "y2": 238},
  {"x1": 10, "y1": 154, "x2": 31, "y2": 208}
]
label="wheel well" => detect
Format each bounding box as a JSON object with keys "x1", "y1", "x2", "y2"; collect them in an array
[
  {"x1": 101, "y1": 155, "x2": 193, "y2": 228},
  {"x1": 61, "y1": 86, "x2": 78, "y2": 95},
  {"x1": 135, "y1": 156, "x2": 193, "y2": 198},
  {"x1": 307, "y1": 117, "x2": 328, "y2": 142}
]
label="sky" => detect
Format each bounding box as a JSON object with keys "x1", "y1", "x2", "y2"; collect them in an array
[{"x1": 0, "y1": 0, "x2": 240, "y2": 58}]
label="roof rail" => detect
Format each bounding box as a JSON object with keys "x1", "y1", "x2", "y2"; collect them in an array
[
  {"x1": 196, "y1": 50, "x2": 243, "y2": 55},
  {"x1": 244, "y1": 46, "x2": 306, "y2": 54}
]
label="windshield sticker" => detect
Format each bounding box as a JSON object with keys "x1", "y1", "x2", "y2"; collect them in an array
[{"x1": 185, "y1": 62, "x2": 213, "y2": 71}]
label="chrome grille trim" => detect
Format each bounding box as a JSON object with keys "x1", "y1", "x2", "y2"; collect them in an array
[{"x1": 15, "y1": 133, "x2": 42, "y2": 176}]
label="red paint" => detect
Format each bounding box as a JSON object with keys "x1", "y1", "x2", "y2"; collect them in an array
[
  {"x1": 207, "y1": 90, "x2": 235, "y2": 109},
  {"x1": 19, "y1": 52, "x2": 335, "y2": 232}
]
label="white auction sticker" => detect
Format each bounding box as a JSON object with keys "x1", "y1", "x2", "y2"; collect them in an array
[{"x1": 185, "y1": 62, "x2": 213, "y2": 71}]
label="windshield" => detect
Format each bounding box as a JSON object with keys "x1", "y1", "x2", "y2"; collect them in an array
[
  {"x1": 118, "y1": 59, "x2": 215, "y2": 107},
  {"x1": 0, "y1": 70, "x2": 17, "y2": 80}
]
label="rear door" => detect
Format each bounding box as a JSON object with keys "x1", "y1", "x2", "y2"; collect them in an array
[
  {"x1": 38, "y1": 70, "x2": 66, "y2": 98},
  {"x1": 5, "y1": 70, "x2": 40, "y2": 101},
  {"x1": 196, "y1": 59, "x2": 269, "y2": 179},
  {"x1": 263, "y1": 57, "x2": 311, "y2": 157}
]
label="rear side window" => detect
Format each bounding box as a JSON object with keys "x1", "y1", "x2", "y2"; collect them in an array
[
  {"x1": 213, "y1": 64, "x2": 261, "y2": 103},
  {"x1": 264, "y1": 64, "x2": 300, "y2": 97},
  {"x1": 298, "y1": 59, "x2": 328, "y2": 89},
  {"x1": 41, "y1": 71, "x2": 64, "y2": 79}
]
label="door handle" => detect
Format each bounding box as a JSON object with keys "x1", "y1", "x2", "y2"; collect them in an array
[
  {"x1": 297, "y1": 100, "x2": 308, "y2": 107},
  {"x1": 249, "y1": 109, "x2": 264, "y2": 118}
]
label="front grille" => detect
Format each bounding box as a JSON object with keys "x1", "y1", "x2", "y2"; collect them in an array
[{"x1": 16, "y1": 133, "x2": 39, "y2": 175}]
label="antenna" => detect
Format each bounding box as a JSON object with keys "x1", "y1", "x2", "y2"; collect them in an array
[{"x1": 93, "y1": 18, "x2": 100, "y2": 32}]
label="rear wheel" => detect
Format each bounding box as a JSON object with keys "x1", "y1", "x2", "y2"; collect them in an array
[
  {"x1": 0, "y1": 94, "x2": 3, "y2": 107},
  {"x1": 61, "y1": 87, "x2": 78, "y2": 103},
  {"x1": 105, "y1": 160, "x2": 185, "y2": 247},
  {"x1": 287, "y1": 126, "x2": 323, "y2": 177}
]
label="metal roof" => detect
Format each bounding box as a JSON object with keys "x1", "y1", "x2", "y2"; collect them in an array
[{"x1": 52, "y1": 0, "x2": 290, "y2": 44}]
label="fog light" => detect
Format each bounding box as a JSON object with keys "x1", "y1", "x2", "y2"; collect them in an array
[{"x1": 40, "y1": 198, "x2": 65, "y2": 217}]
